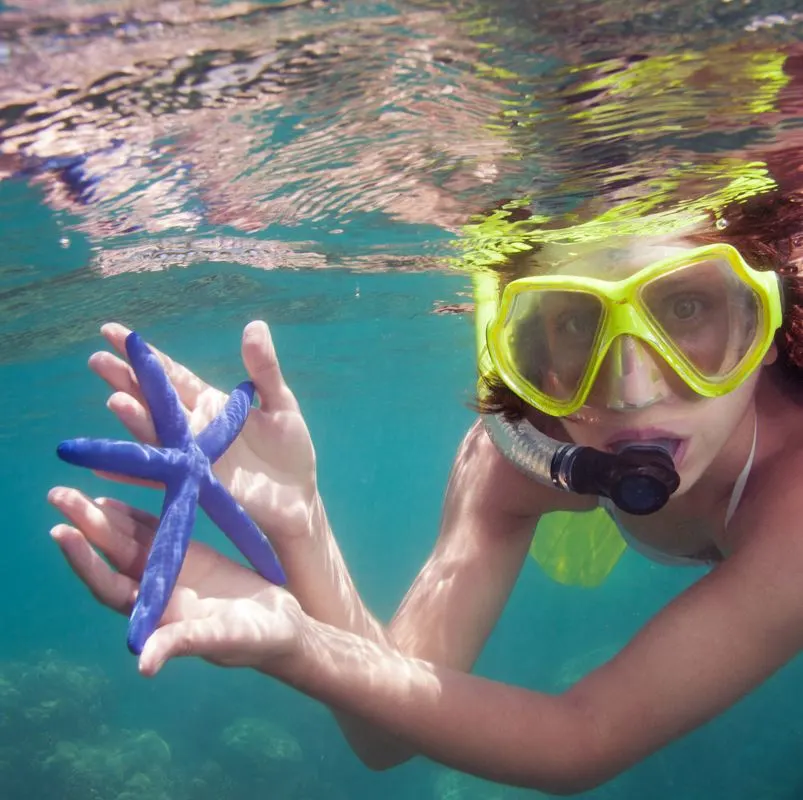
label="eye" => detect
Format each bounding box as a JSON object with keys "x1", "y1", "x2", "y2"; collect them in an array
[
  {"x1": 556, "y1": 311, "x2": 597, "y2": 338},
  {"x1": 671, "y1": 296, "x2": 704, "y2": 320},
  {"x1": 661, "y1": 292, "x2": 711, "y2": 324}
]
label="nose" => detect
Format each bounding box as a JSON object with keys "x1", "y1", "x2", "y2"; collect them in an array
[{"x1": 592, "y1": 335, "x2": 671, "y2": 411}]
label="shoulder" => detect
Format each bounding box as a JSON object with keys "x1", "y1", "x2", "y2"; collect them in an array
[
  {"x1": 732, "y1": 373, "x2": 803, "y2": 548},
  {"x1": 448, "y1": 419, "x2": 595, "y2": 521},
  {"x1": 730, "y1": 437, "x2": 803, "y2": 575}
]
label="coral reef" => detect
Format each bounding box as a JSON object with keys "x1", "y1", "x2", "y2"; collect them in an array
[
  {"x1": 221, "y1": 716, "x2": 304, "y2": 765},
  {"x1": 0, "y1": 651, "x2": 319, "y2": 800},
  {"x1": 41, "y1": 729, "x2": 174, "y2": 800}
]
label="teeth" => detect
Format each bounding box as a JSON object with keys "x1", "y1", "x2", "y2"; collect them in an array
[{"x1": 612, "y1": 438, "x2": 678, "y2": 456}]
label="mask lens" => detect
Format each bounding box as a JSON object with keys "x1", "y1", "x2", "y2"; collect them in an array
[
  {"x1": 501, "y1": 289, "x2": 604, "y2": 403},
  {"x1": 639, "y1": 259, "x2": 760, "y2": 379}
]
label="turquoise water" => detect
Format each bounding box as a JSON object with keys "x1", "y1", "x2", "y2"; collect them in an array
[
  {"x1": 3, "y1": 0, "x2": 803, "y2": 797},
  {"x1": 6, "y1": 173, "x2": 803, "y2": 800}
]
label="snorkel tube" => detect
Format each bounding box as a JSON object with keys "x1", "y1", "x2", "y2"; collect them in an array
[
  {"x1": 482, "y1": 413, "x2": 679, "y2": 515},
  {"x1": 473, "y1": 272, "x2": 680, "y2": 515}
]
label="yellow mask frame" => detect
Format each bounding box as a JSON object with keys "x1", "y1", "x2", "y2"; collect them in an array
[{"x1": 485, "y1": 243, "x2": 784, "y2": 416}]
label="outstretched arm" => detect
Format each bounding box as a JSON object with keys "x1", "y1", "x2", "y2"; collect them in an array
[
  {"x1": 51, "y1": 415, "x2": 547, "y2": 769},
  {"x1": 266, "y1": 470, "x2": 803, "y2": 793}
]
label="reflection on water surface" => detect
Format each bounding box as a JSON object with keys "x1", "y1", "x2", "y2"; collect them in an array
[{"x1": 0, "y1": 0, "x2": 802, "y2": 359}]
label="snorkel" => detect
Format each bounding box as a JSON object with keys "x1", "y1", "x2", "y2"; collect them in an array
[
  {"x1": 474, "y1": 271, "x2": 680, "y2": 515},
  {"x1": 482, "y1": 414, "x2": 679, "y2": 515}
]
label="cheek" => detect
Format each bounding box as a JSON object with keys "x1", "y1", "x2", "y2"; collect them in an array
[
  {"x1": 693, "y1": 377, "x2": 759, "y2": 433},
  {"x1": 560, "y1": 417, "x2": 603, "y2": 447},
  {"x1": 684, "y1": 408, "x2": 733, "y2": 457},
  {"x1": 680, "y1": 382, "x2": 759, "y2": 471}
]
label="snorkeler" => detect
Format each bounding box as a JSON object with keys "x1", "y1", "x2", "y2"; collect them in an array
[{"x1": 49, "y1": 185, "x2": 803, "y2": 794}]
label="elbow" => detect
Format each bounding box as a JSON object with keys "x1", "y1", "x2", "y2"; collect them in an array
[
  {"x1": 345, "y1": 738, "x2": 417, "y2": 772},
  {"x1": 333, "y1": 711, "x2": 418, "y2": 771},
  {"x1": 357, "y1": 751, "x2": 609, "y2": 792},
  {"x1": 536, "y1": 773, "x2": 611, "y2": 797},
  {"x1": 519, "y1": 762, "x2": 611, "y2": 797},
  {"x1": 356, "y1": 750, "x2": 412, "y2": 772},
  {"x1": 522, "y1": 760, "x2": 620, "y2": 797}
]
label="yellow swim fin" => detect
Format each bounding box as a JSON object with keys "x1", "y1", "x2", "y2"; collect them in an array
[{"x1": 530, "y1": 508, "x2": 626, "y2": 588}]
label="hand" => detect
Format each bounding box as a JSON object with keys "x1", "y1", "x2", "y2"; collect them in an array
[
  {"x1": 48, "y1": 487, "x2": 306, "y2": 676},
  {"x1": 88, "y1": 321, "x2": 320, "y2": 542}
]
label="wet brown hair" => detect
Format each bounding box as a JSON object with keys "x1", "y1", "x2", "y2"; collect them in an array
[{"x1": 475, "y1": 190, "x2": 803, "y2": 419}]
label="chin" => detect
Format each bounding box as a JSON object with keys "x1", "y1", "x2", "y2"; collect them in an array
[
  {"x1": 669, "y1": 447, "x2": 708, "y2": 497},
  {"x1": 669, "y1": 471, "x2": 696, "y2": 498}
]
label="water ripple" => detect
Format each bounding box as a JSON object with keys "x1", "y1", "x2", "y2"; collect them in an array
[{"x1": 1, "y1": 0, "x2": 802, "y2": 359}]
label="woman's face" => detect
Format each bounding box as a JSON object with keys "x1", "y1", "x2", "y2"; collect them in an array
[{"x1": 531, "y1": 235, "x2": 772, "y2": 494}]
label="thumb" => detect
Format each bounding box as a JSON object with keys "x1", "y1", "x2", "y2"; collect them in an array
[
  {"x1": 241, "y1": 320, "x2": 297, "y2": 412},
  {"x1": 138, "y1": 619, "x2": 215, "y2": 676}
]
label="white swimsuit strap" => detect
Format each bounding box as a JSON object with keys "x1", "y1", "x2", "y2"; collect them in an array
[{"x1": 724, "y1": 416, "x2": 758, "y2": 528}]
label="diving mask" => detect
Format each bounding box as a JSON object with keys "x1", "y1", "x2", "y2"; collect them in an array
[{"x1": 486, "y1": 243, "x2": 784, "y2": 417}]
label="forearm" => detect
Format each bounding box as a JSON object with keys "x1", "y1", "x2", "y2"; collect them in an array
[
  {"x1": 273, "y1": 619, "x2": 602, "y2": 795},
  {"x1": 259, "y1": 494, "x2": 416, "y2": 766},
  {"x1": 263, "y1": 494, "x2": 386, "y2": 643}
]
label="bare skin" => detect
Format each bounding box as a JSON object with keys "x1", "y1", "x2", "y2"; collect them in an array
[{"x1": 48, "y1": 313, "x2": 803, "y2": 794}]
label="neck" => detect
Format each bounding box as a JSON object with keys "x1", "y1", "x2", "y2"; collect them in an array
[{"x1": 680, "y1": 402, "x2": 758, "y2": 518}]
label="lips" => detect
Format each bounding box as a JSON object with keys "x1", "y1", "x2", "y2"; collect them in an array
[{"x1": 605, "y1": 430, "x2": 684, "y2": 459}]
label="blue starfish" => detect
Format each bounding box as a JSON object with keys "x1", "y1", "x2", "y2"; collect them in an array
[{"x1": 57, "y1": 331, "x2": 287, "y2": 655}]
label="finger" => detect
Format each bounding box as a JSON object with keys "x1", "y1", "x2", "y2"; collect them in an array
[
  {"x1": 96, "y1": 495, "x2": 225, "y2": 591},
  {"x1": 138, "y1": 617, "x2": 218, "y2": 676},
  {"x1": 50, "y1": 524, "x2": 138, "y2": 615},
  {"x1": 88, "y1": 350, "x2": 145, "y2": 405},
  {"x1": 106, "y1": 390, "x2": 159, "y2": 445},
  {"x1": 241, "y1": 320, "x2": 298, "y2": 412},
  {"x1": 93, "y1": 470, "x2": 164, "y2": 491},
  {"x1": 48, "y1": 487, "x2": 149, "y2": 576},
  {"x1": 97, "y1": 321, "x2": 134, "y2": 355},
  {"x1": 100, "y1": 322, "x2": 210, "y2": 410},
  {"x1": 93, "y1": 496, "x2": 159, "y2": 547},
  {"x1": 95, "y1": 496, "x2": 160, "y2": 530},
  {"x1": 51, "y1": 498, "x2": 202, "y2": 634}
]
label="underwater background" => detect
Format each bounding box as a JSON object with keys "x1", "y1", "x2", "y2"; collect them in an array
[{"x1": 2, "y1": 0, "x2": 803, "y2": 797}]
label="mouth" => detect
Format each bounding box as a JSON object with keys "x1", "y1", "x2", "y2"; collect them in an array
[{"x1": 605, "y1": 430, "x2": 685, "y2": 460}]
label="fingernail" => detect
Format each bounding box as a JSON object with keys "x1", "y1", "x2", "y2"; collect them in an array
[{"x1": 139, "y1": 658, "x2": 158, "y2": 677}]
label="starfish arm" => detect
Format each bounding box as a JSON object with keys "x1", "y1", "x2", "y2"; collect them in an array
[
  {"x1": 199, "y1": 473, "x2": 287, "y2": 586},
  {"x1": 196, "y1": 381, "x2": 255, "y2": 464},
  {"x1": 127, "y1": 470, "x2": 201, "y2": 655},
  {"x1": 57, "y1": 438, "x2": 175, "y2": 483},
  {"x1": 125, "y1": 332, "x2": 192, "y2": 450}
]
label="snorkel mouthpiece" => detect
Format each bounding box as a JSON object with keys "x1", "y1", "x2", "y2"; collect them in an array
[
  {"x1": 483, "y1": 414, "x2": 680, "y2": 515},
  {"x1": 556, "y1": 444, "x2": 680, "y2": 515}
]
